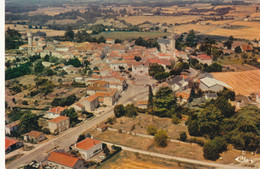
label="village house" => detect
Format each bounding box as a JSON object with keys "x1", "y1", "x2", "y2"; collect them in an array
[
  {"x1": 196, "y1": 54, "x2": 212, "y2": 65},
  {"x1": 256, "y1": 93, "x2": 260, "y2": 103},
  {"x1": 79, "y1": 95, "x2": 99, "y2": 111},
  {"x1": 72, "y1": 138, "x2": 103, "y2": 160},
  {"x1": 95, "y1": 89, "x2": 119, "y2": 106},
  {"x1": 23, "y1": 130, "x2": 46, "y2": 143},
  {"x1": 174, "y1": 50, "x2": 189, "y2": 61},
  {"x1": 109, "y1": 60, "x2": 128, "y2": 71},
  {"x1": 63, "y1": 65, "x2": 82, "y2": 74},
  {"x1": 204, "y1": 92, "x2": 218, "y2": 100},
  {"x1": 132, "y1": 63, "x2": 149, "y2": 76},
  {"x1": 48, "y1": 116, "x2": 70, "y2": 134},
  {"x1": 47, "y1": 151, "x2": 84, "y2": 169},
  {"x1": 234, "y1": 95, "x2": 253, "y2": 109},
  {"x1": 136, "y1": 100, "x2": 148, "y2": 109},
  {"x1": 176, "y1": 92, "x2": 190, "y2": 104},
  {"x1": 166, "y1": 75, "x2": 190, "y2": 92},
  {"x1": 5, "y1": 120, "x2": 20, "y2": 135},
  {"x1": 199, "y1": 77, "x2": 232, "y2": 92},
  {"x1": 5, "y1": 137, "x2": 23, "y2": 154},
  {"x1": 148, "y1": 57, "x2": 171, "y2": 69},
  {"x1": 106, "y1": 39, "x2": 115, "y2": 44},
  {"x1": 70, "y1": 103, "x2": 85, "y2": 112},
  {"x1": 47, "y1": 106, "x2": 67, "y2": 119}
]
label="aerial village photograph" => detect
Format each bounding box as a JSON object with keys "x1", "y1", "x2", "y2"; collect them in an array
[{"x1": 2, "y1": 0, "x2": 260, "y2": 168}]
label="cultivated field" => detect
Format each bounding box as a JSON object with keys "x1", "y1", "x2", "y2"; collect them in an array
[
  {"x1": 5, "y1": 24, "x2": 65, "y2": 37},
  {"x1": 212, "y1": 70, "x2": 260, "y2": 96},
  {"x1": 96, "y1": 31, "x2": 170, "y2": 40},
  {"x1": 97, "y1": 151, "x2": 209, "y2": 169},
  {"x1": 120, "y1": 15, "x2": 202, "y2": 25},
  {"x1": 110, "y1": 114, "x2": 188, "y2": 139},
  {"x1": 207, "y1": 21, "x2": 260, "y2": 40}
]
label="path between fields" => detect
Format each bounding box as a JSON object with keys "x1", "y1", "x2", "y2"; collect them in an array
[{"x1": 103, "y1": 141, "x2": 251, "y2": 169}]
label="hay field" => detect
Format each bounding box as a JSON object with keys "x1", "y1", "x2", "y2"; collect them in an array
[
  {"x1": 120, "y1": 15, "x2": 202, "y2": 25},
  {"x1": 96, "y1": 31, "x2": 170, "y2": 40},
  {"x1": 212, "y1": 70, "x2": 260, "y2": 96},
  {"x1": 205, "y1": 21, "x2": 260, "y2": 40},
  {"x1": 175, "y1": 23, "x2": 216, "y2": 34},
  {"x1": 5, "y1": 24, "x2": 65, "y2": 37}
]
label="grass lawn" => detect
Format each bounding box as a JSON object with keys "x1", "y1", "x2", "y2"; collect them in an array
[{"x1": 95, "y1": 31, "x2": 170, "y2": 40}]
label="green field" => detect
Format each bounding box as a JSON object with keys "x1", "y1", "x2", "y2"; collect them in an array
[{"x1": 96, "y1": 31, "x2": 170, "y2": 40}]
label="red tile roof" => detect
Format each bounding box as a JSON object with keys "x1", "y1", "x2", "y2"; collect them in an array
[
  {"x1": 49, "y1": 106, "x2": 67, "y2": 114},
  {"x1": 47, "y1": 151, "x2": 80, "y2": 168},
  {"x1": 85, "y1": 95, "x2": 99, "y2": 102},
  {"x1": 74, "y1": 138, "x2": 101, "y2": 151},
  {"x1": 148, "y1": 58, "x2": 171, "y2": 66},
  {"x1": 49, "y1": 116, "x2": 69, "y2": 124},
  {"x1": 5, "y1": 120, "x2": 20, "y2": 128},
  {"x1": 176, "y1": 92, "x2": 190, "y2": 99},
  {"x1": 242, "y1": 45, "x2": 253, "y2": 51},
  {"x1": 197, "y1": 54, "x2": 212, "y2": 60},
  {"x1": 5, "y1": 137, "x2": 18, "y2": 150}
]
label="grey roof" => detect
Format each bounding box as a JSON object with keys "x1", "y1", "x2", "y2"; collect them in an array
[
  {"x1": 166, "y1": 76, "x2": 182, "y2": 85},
  {"x1": 206, "y1": 92, "x2": 218, "y2": 98},
  {"x1": 157, "y1": 38, "x2": 171, "y2": 44},
  {"x1": 198, "y1": 73, "x2": 213, "y2": 79}
]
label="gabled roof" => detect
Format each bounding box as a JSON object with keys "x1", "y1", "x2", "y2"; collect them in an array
[
  {"x1": 197, "y1": 54, "x2": 212, "y2": 60},
  {"x1": 74, "y1": 138, "x2": 101, "y2": 151},
  {"x1": 23, "y1": 130, "x2": 44, "y2": 138},
  {"x1": 200, "y1": 77, "x2": 232, "y2": 89},
  {"x1": 49, "y1": 116, "x2": 69, "y2": 124},
  {"x1": 49, "y1": 106, "x2": 67, "y2": 114},
  {"x1": 5, "y1": 137, "x2": 18, "y2": 150},
  {"x1": 47, "y1": 151, "x2": 80, "y2": 168},
  {"x1": 84, "y1": 95, "x2": 99, "y2": 102},
  {"x1": 5, "y1": 120, "x2": 20, "y2": 128}
]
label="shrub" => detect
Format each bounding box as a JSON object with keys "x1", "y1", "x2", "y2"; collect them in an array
[
  {"x1": 154, "y1": 129, "x2": 168, "y2": 147},
  {"x1": 147, "y1": 125, "x2": 157, "y2": 135},
  {"x1": 203, "y1": 137, "x2": 227, "y2": 161},
  {"x1": 43, "y1": 128, "x2": 50, "y2": 134},
  {"x1": 180, "y1": 132, "x2": 187, "y2": 142}
]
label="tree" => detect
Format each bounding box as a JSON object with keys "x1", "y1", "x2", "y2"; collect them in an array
[
  {"x1": 115, "y1": 39, "x2": 122, "y2": 44},
  {"x1": 5, "y1": 27, "x2": 23, "y2": 50},
  {"x1": 185, "y1": 29, "x2": 197, "y2": 47},
  {"x1": 34, "y1": 61, "x2": 44, "y2": 73},
  {"x1": 64, "y1": 27, "x2": 74, "y2": 41},
  {"x1": 148, "y1": 85, "x2": 153, "y2": 108},
  {"x1": 154, "y1": 129, "x2": 168, "y2": 147},
  {"x1": 172, "y1": 114, "x2": 180, "y2": 124},
  {"x1": 147, "y1": 125, "x2": 157, "y2": 135},
  {"x1": 124, "y1": 104, "x2": 138, "y2": 117},
  {"x1": 235, "y1": 46, "x2": 242, "y2": 53},
  {"x1": 61, "y1": 108, "x2": 78, "y2": 127},
  {"x1": 198, "y1": 105, "x2": 224, "y2": 138},
  {"x1": 149, "y1": 63, "x2": 165, "y2": 77},
  {"x1": 20, "y1": 111, "x2": 41, "y2": 133},
  {"x1": 203, "y1": 137, "x2": 227, "y2": 161},
  {"x1": 97, "y1": 36, "x2": 106, "y2": 44},
  {"x1": 66, "y1": 58, "x2": 82, "y2": 67},
  {"x1": 134, "y1": 56, "x2": 142, "y2": 62},
  {"x1": 180, "y1": 132, "x2": 187, "y2": 141},
  {"x1": 77, "y1": 134, "x2": 86, "y2": 142},
  {"x1": 114, "y1": 104, "x2": 125, "y2": 118},
  {"x1": 188, "y1": 119, "x2": 201, "y2": 136}
]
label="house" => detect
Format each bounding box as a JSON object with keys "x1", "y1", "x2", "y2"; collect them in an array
[
  {"x1": 95, "y1": 89, "x2": 119, "y2": 106},
  {"x1": 86, "y1": 86, "x2": 109, "y2": 95},
  {"x1": 72, "y1": 138, "x2": 103, "y2": 160},
  {"x1": 176, "y1": 92, "x2": 190, "y2": 104},
  {"x1": 47, "y1": 106, "x2": 67, "y2": 119},
  {"x1": 47, "y1": 151, "x2": 84, "y2": 169},
  {"x1": 205, "y1": 92, "x2": 218, "y2": 100},
  {"x1": 106, "y1": 39, "x2": 115, "y2": 44},
  {"x1": 196, "y1": 54, "x2": 212, "y2": 65},
  {"x1": 48, "y1": 116, "x2": 70, "y2": 134},
  {"x1": 132, "y1": 64, "x2": 149, "y2": 76},
  {"x1": 241, "y1": 45, "x2": 253, "y2": 52},
  {"x1": 256, "y1": 93, "x2": 260, "y2": 103},
  {"x1": 166, "y1": 75, "x2": 190, "y2": 92},
  {"x1": 23, "y1": 130, "x2": 46, "y2": 143},
  {"x1": 148, "y1": 58, "x2": 171, "y2": 69},
  {"x1": 5, "y1": 120, "x2": 20, "y2": 135},
  {"x1": 136, "y1": 100, "x2": 148, "y2": 109},
  {"x1": 70, "y1": 103, "x2": 85, "y2": 112},
  {"x1": 109, "y1": 60, "x2": 128, "y2": 71},
  {"x1": 199, "y1": 77, "x2": 232, "y2": 92},
  {"x1": 63, "y1": 65, "x2": 82, "y2": 74},
  {"x1": 235, "y1": 95, "x2": 253, "y2": 109},
  {"x1": 80, "y1": 95, "x2": 99, "y2": 111},
  {"x1": 157, "y1": 36, "x2": 175, "y2": 53},
  {"x1": 5, "y1": 137, "x2": 23, "y2": 154}
]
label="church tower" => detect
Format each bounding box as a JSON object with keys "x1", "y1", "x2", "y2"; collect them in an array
[
  {"x1": 27, "y1": 31, "x2": 33, "y2": 52},
  {"x1": 170, "y1": 27, "x2": 175, "y2": 52}
]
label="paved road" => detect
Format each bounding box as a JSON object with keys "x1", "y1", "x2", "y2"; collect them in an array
[
  {"x1": 6, "y1": 107, "x2": 115, "y2": 169},
  {"x1": 103, "y1": 141, "x2": 251, "y2": 169}
]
